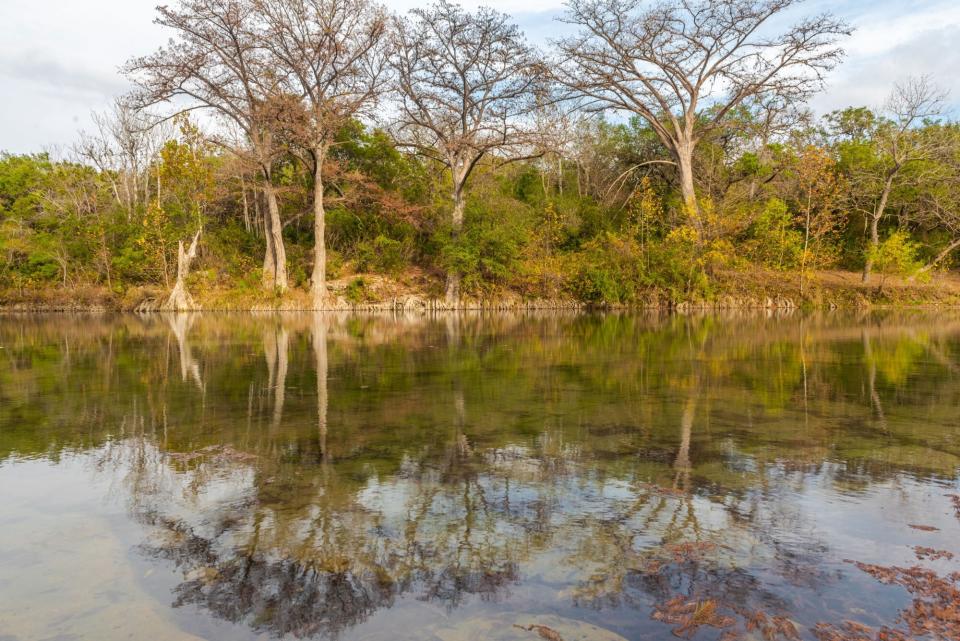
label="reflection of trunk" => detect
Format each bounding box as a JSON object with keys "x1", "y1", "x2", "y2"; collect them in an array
[
  {"x1": 311, "y1": 144, "x2": 328, "y2": 309},
  {"x1": 862, "y1": 330, "x2": 887, "y2": 431},
  {"x1": 165, "y1": 312, "x2": 203, "y2": 390},
  {"x1": 264, "y1": 323, "x2": 289, "y2": 430},
  {"x1": 162, "y1": 230, "x2": 201, "y2": 311},
  {"x1": 274, "y1": 326, "x2": 288, "y2": 429},
  {"x1": 801, "y1": 331, "x2": 809, "y2": 430},
  {"x1": 312, "y1": 314, "x2": 329, "y2": 462},
  {"x1": 454, "y1": 389, "x2": 470, "y2": 457},
  {"x1": 673, "y1": 395, "x2": 696, "y2": 491}
]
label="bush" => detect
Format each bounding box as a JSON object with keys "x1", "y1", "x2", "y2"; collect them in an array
[
  {"x1": 355, "y1": 234, "x2": 410, "y2": 275},
  {"x1": 112, "y1": 244, "x2": 150, "y2": 284},
  {"x1": 437, "y1": 212, "x2": 526, "y2": 295},
  {"x1": 344, "y1": 277, "x2": 373, "y2": 304},
  {"x1": 25, "y1": 252, "x2": 60, "y2": 282},
  {"x1": 868, "y1": 231, "x2": 925, "y2": 286},
  {"x1": 571, "y1": 233, "x2": 649, "y2": 304},
  {"x1": 744, "y1": 198, "x2": 803, "y2": 269}
]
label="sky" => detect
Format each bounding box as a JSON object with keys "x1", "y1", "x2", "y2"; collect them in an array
[{"x1": 1, "y1": 0, "x2": 958, "y2": 154}]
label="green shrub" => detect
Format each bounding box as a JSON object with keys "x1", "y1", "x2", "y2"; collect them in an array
[
  {"x1": 112, "y1": 244, "x2": 150, "y2": 284},
  {"x1": 745, "y1": 198, "x2": 803, "y2": 269},
  {"x1": 355, "y1": 234, "x2": 409, "y2": 274},
  {"x1": 344, "y1": 277, "x2": 370, "y2": 304},
  {"x1": 438, "y1": 213, "x2": 526, "y2": 294},
  {"x1": 868, "y1": 231, "x2": 925, "y2": 286},
  {"x1": 571, "y1": 233, "x2": 647, "y2": 304}
]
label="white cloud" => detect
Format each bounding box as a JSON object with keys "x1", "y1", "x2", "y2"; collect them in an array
[
  {"x1": 0, "y1": 0, "x2": 958, "y2": 153},
  {"x1": 812, "y1": 23, "x2": 960, "y2": 115}
]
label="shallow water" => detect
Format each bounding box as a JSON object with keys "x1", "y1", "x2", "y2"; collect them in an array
[{"x1": 0, "y1": 311, "x2": 958, "y2": 641}]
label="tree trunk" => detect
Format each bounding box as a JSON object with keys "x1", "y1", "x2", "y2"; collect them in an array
[
  {"x1": 862, "y1": 212, "x2": 881, "y2": 284},
  {"x1": 162, "y1": 230, "x2": 201, "y2": 311},
  {"x1": 263, "y1": 183, "x2": 288, "y2": 292},
  {"x1": 262, "y1": 191, "x2": 276, "y2": 287},
  {"x1": 240, "y1": 177, "x2": 250, "y2": 233},
  {"x1": 674, "y1": 141, "x2": 701, "y2": 237},
  {"x1": 863, "y1": 172, "x2": 896, "y2": 283},
  {"x1": 253, "y1": 187, "x2": 262, "y2": 238},
  {"x1": 311, "y1": 145, "x2": 328, "y2": 309},
  {"x1": 917, "y1": 238, "x2": 960, "y2": 275},
  {"x1": 445, "y1": 183, "x2": 466, "y2": 306},
  {"x1": 801, "y1": 201, "x2": 811, "y2": 296}
]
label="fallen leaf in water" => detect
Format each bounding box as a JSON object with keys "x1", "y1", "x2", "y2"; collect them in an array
[
  {"x1": 948, "y1": 494, "x2": 960, "y2": 521},
  {"x1": 843, "y1": 560, "x2": 960, "y2": 640},
  {"x1": 513, "y1": 624, "x2": 564, "y2": 641},
  {"x1": 915, "y1": 546, "x2": 955, "y2": 561},
  {"x1": 812, "y1": 621, "x2": 909, "y2": 641},
  {"x1": 653, "y1": 597, "x2": 734, "y2": 639},
  {"x1": 908, "y1": 524, "x2": 939, "y2": 532}
]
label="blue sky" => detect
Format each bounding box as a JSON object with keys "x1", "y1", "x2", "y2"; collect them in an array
[{"x1": 1, "y1": 0, "x2": 958, "y2": 153}]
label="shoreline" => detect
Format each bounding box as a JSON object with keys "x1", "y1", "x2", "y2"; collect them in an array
[{"x1": 3, "y1": 269, "x2": 960, "y2": 313}]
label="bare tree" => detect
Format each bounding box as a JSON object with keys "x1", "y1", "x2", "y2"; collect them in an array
[
  {"x1": 257, "y1": 0, "x2": 388, "y2": 308},
  {"x1": 75, "y1": 99, "x2": 169, "y2": 217},
  {"x1": 853, "y1": 77, "x2": 946, "y2": 282},
  {"x1": 162, "y1": 229, "x2": 202, "y2": 311},
  {"x1": 124, "y1": 0, "x2": 290, "y2": 292},
  {"x1": 555, "y1": 0, "x2": 849, "y2": 236},
  {"x1": 390, "y1": 0, "x2": 542, "y2": 304},
  {"x1": 913, "y1": 123, "x2": 960, "y2": 275}
]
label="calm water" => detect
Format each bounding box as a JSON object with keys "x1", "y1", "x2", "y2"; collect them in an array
[{"x1": 1, "y1": 311, "x2": 959, "y2": 641}]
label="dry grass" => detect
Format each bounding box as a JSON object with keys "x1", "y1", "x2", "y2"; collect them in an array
[{"x1": 4, "y1": 269, "x2": 960, "y2": 311}]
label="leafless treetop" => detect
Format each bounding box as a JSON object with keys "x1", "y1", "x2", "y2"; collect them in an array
[
  {"x1": 389, "y1": 0, "x2": 543, "y2": 172},
  {"x1": 556, "y1": 0, "x2": 850, "y2": 147},
  {"x1": 256, "y1": 0, "x2": 389, "y2": 150},
  {"x1": 123, "y1": 0, "x2": 278, "y2": 161}
]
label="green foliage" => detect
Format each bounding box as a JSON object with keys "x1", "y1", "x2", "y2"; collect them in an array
[
  {"x1": 2, "y1": 105, "x2": 959, "y2": 305},
  {"x1": 572, "y1": 233, "x2": 647, "y2": 303},
  {"x1": 439, "y1": 220, "x2": 525, "y2": 294},
  {"x1": 745, "y1": 199, "x2": 803, "y2": 269},
  {"x1": 0, "y1": 153, "x2": 50, "y2": 218},
  {"x1": 344, "y1": 277, "x2": 372, "y2": 304},
  {"x1": 868, "y1": 231, "x2": 925, "y2": 284}
]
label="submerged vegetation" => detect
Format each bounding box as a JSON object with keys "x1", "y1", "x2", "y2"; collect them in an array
[
  {"x1": 2, "y1": 0, "x2": 960, "y2": 309},
  {"x1": 2, "y1": 312, "x2": 960, "y2": 640}
]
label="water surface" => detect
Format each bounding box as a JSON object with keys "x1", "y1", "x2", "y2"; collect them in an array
[{"x1": 1, "y1": 311, "x2": 959, "y2": 641}]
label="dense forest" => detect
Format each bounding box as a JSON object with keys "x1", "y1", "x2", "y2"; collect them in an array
[{"x1": 1, "y1": 0, "x2": 959, "y2": 310}]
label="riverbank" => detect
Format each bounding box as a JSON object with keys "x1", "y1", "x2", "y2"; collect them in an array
[{"x1": 3, "y1": 269, "x2": 960, "y2": 312}]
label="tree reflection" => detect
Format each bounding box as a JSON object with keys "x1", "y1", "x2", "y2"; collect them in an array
[
  {"x1": 3, "y1": 311, "x2": 960, "y2": 639},
  {"x1": 164, "y1": 311, "x2": 203, "y2": 391}
]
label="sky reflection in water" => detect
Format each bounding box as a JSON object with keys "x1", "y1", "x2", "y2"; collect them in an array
[{"x1": 0, "y1": 311, "x2": 959, "y2": 641}]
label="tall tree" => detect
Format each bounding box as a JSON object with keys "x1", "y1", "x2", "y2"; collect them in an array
[
  {"x1": 787, "y1": 145, "x2": 843, "y2": 294},
  {"x1": 257, "y1": 0, "x2": 388, "y2": 308},
  {"x1": 913, "y1": 123, "x2": 960, "y2": 275},
  {"x1": 75, "y1": 99, "x2": 169, "y2": 218},
  {"x1": 555, "y1": 0, "x2": 849, "y2": 236},
  {"x1": 124, "y1": 0, "x2": 290, "y2": 292},
  {"x1": 834, "y1": 77, "x2": 946, "y2": 283},
  {"x1": 390, "y1": 0, "x2": 541, "y2": 304}
]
